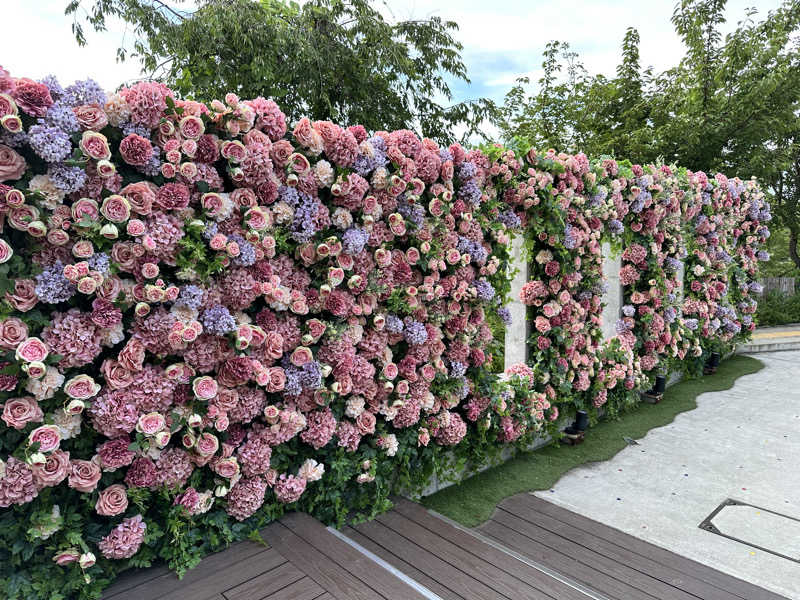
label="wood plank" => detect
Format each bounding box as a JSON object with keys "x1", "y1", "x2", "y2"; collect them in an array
[
  {"x1": 261, "y1": 521, "x2": 381, "y2": 600},
  {"x1": 262, "y1": 576, "x2": 325, "y2": 600},
  {"x1": 479, "y1": 518, "x2": 658, "y2": 600},
  {"x1": 392, "y1": 499, "x2": 592, "y2": 600},
  {"x1": 102, "y1": 565, "x2": 171, "y2": 598},
  {"x1": 313, "y1": 594, "x2": 336, "y2": 600},
  {"x1": 375, "y1": 509, "x2": 553, "y2": 600},
  {"x1": 105, "y1": 542, "x2": 271, "y2": 600},
  {"x1": 224, "y1": 562, "x2": 305, "y2": 600},
  {"x1": 342, "y1": 526, "x2": 462, "y2": 600},
  {"x1": 491, "y1": 508, "x2": 696, "y2": 600},
  {"x1": 159, "y1": 548, "x2": 286, "y2": 600},
  {"x1": 518, "y1": 495, "x2": 789, "y2": 600},
  {"x1": 354, "y1": 517, "x2": 503, "y2": 600},
  {"x1": 281, "y1": 512, "x2": 427, "y2": 600},
  {"x1": 500, "y1": 495, "x2": 740, "y2": 600}
]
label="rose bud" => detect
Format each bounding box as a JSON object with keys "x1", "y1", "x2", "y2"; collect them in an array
[
  {"x1": 28, "y1": 452, "x2": 46, "y2": 465},
  {"x1": 328, "y1": 267, "x2": 345, "y2": 287},
  {"x1": 161, "y1": 162, "x2": 176, "y2": 178},
  {"x1": 1, "y1": 114, "x2": 23, "y2": 133},
  {"x1": 181, "y1": 432, "x2": 196, "y2": 448},
  {"x1": 187, "y1": 413, "x2": 203, "y2": 428},
  {"x1": 286, "y1": 173, "x2": 299, "y2": 186},
  {"x1": 155, "y1": 430, "x2": 171, "y2": 448},
  {"x1": 215, "y1": 485, "x2": 229, "y2": 497},
  {"x1": 66, "y1": 399, "x2": 85, "y2": 414},
  {"x1": 79, "y1": 553, "x2": 96, "y2": 569},
  {"x1": 53, "y1": 550, "x2": 81, "y2": 566},
  {"x1": 320, "y1": 365, "x2": 332, "y2": 378},
  {"x1": 383, "y1": 381, "x2": 395, "y2": 393},
  {"x1": 26, "y1": 220, "x2": 47, "y2": 237},
  {"x1": 141, "y1": 262, "x2": 159, "y2": 279},
  {"x1": 134, "y1": 302, "x2": 151, "y2": 317},
  {"x1": 6, "y1": 188, "x2": 25, "y2": 207},
  {"x1": 24, "y1": 361, "x2": 47, "y2": 379},
  {"x1": 96, "y1": 159, "x2": 116, "y2": 178}
]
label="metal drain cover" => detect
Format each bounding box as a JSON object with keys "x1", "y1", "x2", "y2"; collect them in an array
[{"x1": 699, "y1": 498, "x2": 800, "y2": 563}]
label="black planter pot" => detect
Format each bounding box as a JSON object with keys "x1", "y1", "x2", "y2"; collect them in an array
[
  {"x1": 653, "y1": 375, "x2": 666, "y2": 395},
  {"x1": 574, "y1": 410, "x2": 589, "y2": 432},
  {"x1": 709, "y1": 352, "x2": 721, "y2": 368}
]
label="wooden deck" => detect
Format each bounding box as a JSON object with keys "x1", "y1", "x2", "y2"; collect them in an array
[
  {"x1": 103, "y1": 494, "x2": 788, "y2": 600},
  {"x1": 477, "y1": 493, "x2": 789, "y2": 600}
]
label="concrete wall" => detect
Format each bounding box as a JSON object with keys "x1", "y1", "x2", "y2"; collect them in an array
[
  {"x1": 503, "y1": 235, "x2": 529, "y2": 369},
  {"x1": 601, "y1": 241, "x2": 623, "y2": 340}
]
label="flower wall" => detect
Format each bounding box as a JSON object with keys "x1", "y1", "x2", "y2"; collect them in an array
[{"x1": 0, "y1": 68, "x2": 769, "y2": 600}]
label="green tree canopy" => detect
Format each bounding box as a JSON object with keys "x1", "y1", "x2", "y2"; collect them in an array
[{"x1": 65, "y1": 0, "x2": 495, "y2": 142}]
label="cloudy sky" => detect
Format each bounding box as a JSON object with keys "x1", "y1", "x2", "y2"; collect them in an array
[{"x1": 3, "y1": 0, "x2": 783, "y2": 106}]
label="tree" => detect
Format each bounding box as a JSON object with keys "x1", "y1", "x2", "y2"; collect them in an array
[{"x1": 65, "y1": 0, "x2": 496, "y2": 142}]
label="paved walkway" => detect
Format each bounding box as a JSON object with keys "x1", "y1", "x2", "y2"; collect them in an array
[
  {"x1": 537, "y1": 351, "x2": 800, "y2": 599},
  {"x1": 739, "y1": 324, "x2": 800, "y2": 353}
]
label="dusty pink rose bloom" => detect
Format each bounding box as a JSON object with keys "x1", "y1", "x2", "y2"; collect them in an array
[
  {"x1": 11, "y1": 78, "x2": 53, "y2": 117},
  {"x1": 73, "y1": 103, "x2": 109, "y2": 130},
  {"x1": 0, "y1": 144, "x2": 26, "y2": 181},
  {"x1": 119, "y1": 133, "x2": 154, "y2": 166},
  {"x1": 6, "y1": 279, "x2": 38, "y2": 312},
  {"x1": 1, "y1": 396, "x2": 43, "y2": 429},
  {"x1": 30, "y1": 449, "x2": 71, "y2": 489},
  {"x1": 96, "y1": 483, "x2": 129, "y2": 516},
  {"x1": 0, "y1": 317, "x2": 28, "y2": 349},
  {"x1": 68, "y1": 459, "x2": 102, "y2": 493}
]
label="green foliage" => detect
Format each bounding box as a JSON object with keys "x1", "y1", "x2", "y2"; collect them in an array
[
  {"x1": 65, "y1": 0, "x2": 496, "y2": 143},
  {"x1": 756, "y1": 290, "x2": 800, "y2": 326}
]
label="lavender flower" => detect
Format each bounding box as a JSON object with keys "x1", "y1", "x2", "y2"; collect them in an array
[
  {"x1": 458, "y1": 179, "x2": 481, "y2": 206},
  {"x1": 61, "y1": 79, "x2": 106, "y2": 107},
  {"x1": 608, "y1": 219, "x2": 624, "y2": 234},
  {"x1": 664, "y1": 257, "x2": 681, "y2": 272},
  {"x1": 342, "y1": 228, "x2": 369, "y2": 255},
  {"x1": 229, "y1": 234, "x2": 256, "y2": 267},
  {"x1": 203, "y1": 221, "x2": 219, "y2": 240},
  {"x1": 403, "y1": 319, "x2": 428, "y2": 345},
  {"x1": 35, "y1": 262, "x2": 75, "y2": 304},
  {"x1": 123, "y1": 122, "x2": 152, "y2": 139},
  {"x1": 684, "y1": 318, "x2": 699, "y2": 331},
  {"x1": 177, "y1": 285, "x2": 204, "y2": 310},
  {"x1": 28, "y1": 124, "x2": 72, "y2": 162},
  {"x1": 48, "y1": 163, "x2": 87, "y2": 194},
  {"x1": 473, "y1": 279, "x2": 495, "y2": 302},
  {"x1": 449, "y1": 361, "x2": 467, "y2": 377},
  {"x1": 42, "y1": 104, "x2": 79, "y2": 133},
  {"x1": 385, "y1": 315, "x2": 404, "y2": 334},
  {"x1": 458, "y1": 162, "x2": 477, "y2": 179},
  {"x1": 621, "y1": 305, "x2": 635, "y2": 317},
  {"x1": 201, "y1": 305, "x2": 236, "y2": 336},
  {"x1": 498, "y1": 210, "x2": 521, "y2": 230},
  {"x1": 497, "y1": 307, "x2": 512, "y2": 326},
  {"x1": 87, "y1": 253, "x2": 111, "y2": 275}
]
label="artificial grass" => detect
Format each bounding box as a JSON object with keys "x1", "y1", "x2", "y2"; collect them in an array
[{"x1": 421, "y1": 354, "x2": 765, "y2": 527}]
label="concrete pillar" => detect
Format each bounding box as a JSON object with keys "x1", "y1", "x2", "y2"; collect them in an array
[
  {"x1": 601, "y1": 241, "x2": 623, "y2": 340},
  {"x1": 504, "y1": 234, "x2": 529, "y2": 369}
]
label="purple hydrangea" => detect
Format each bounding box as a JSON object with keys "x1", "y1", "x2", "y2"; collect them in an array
[
  {"x1": 0, "y1": 131, "x2": 28, "y2": 148},
  {"x1": 177, "y1": 285, "x2": 204, "y2": 310},
  {"x1": 403, "y1": 319, "x2": 428, "y2": 345},
  {"x1": 397, "y1": 196, "x2": 425, "y2": 229},
  {"x1": 35, "y1": 261, "x2": 76, "y2": 304},
  {"x1": 48, "y1": 163, "x2": 87, "y2": 194},
  {"x1": 498, "y1": 210, "x2": 521, "y2": 230},
  {"x1": 621, "y1": 305, "x2": 635, "y2": 317},
  {"x1": 439, "y1": 148, "x2": 454, "y2": 163},
  {"x1": 137, "y1": 145, "x2": 162, "y2": 178},
  {"x1": 201, "y1": 304, "x2": 236, "y2": 336},
  {"x1": 458, "y1": 179, "x2": 481, "y2": 206},
  {"x1": 61, "y1": 78, "x2": 106, "y2": 107},
  {"x1": 756, "y1": 250, "x2": 770, "y2": 261},
  {"x1": 497, "y1": 306, "x2": 512, "y2": 326},
  {"x1": 342, "y1": 228, "x2": 369, "y2": 255},
  {"x1": 42, "y1": 104, "x2": 79, "y2": 133},
  {"x1": 87, "y1": 252, "x2": 111, "y2": 274},
  {"x1": 449, "y1": 361, "x2": 467, "y2": 377},
  {"x1": 458, "y1": 162, "x2": 477, "y2": 179},
  {"x1": 28, "y1": 124, "x2": 72, "y2": 162},
  {"x1": 665, "y1": 306, "x2": 677, "y2": 323},
  {"x1": 229, "y1": 234, "x2": 256, "y2": 267},
  {"x1": 385, "y1": 315, "x2": 404, "y2": 334},
  {"x1": 203, "y1": 221, "x2": 219, "y2": 240},
  {"x1": 664, "y1": 257, "x2": 681, "y2": 272},
  {"x1": 123, "y1": 122, "x2": 152, "y2": 139},
  {"x1": 563, "y1": 224, "x2": 577, "y2": 250},
  {"x1": 473, "y1": 278, "x2": 495, "y2": 302},
  {"x1": 39, "y1": 75, "x2": 64, "y2": 99},
  {"x1": 684, "y1": 318, "x2": 699, "y2": 331},
  {"x1": 457, "y1": 236, "x2": 488, "y2": 264},
  {"x1": 615, "y1": 319, "x2": 631, "y2": 334},
  {"x1": 608, "y1": 219, "x2": 624, "y2": 234}
]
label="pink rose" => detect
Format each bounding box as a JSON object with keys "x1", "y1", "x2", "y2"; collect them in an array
[
  {"x1": 79, "y1": 131, "x2": 112, "y2": 161},
  {"x1": 220, "y1": 140, "x2": 246, "y2": 162},
  {"x1": 382, "y1": 363, "x2": 398, "y2": 379},
  {"x1": 6, "y1": 279, "x2": 38, "y2": 312},
  {"x1": 53, "y1": 550, "x2": 81, "y2": 566},
  {"x1": 179, "y1": 115, "x2": 205, "y2": 139},
  {"x1": 356, "y1": 411, "x2": 376, "y2": 434},
  {"x1": 195, "y1": 432, "x2": 219, "y2": 457},
  {"x1": 0, "y1": 144, "x2": 26, "y2": 181},
  {"x1": 0, "y1": 317, "x2": 27, "y2": 349},
  {"x1": 15, "y1": 337, "x2": 48, "y2": 362},
  {"x1": 290, "y1": 346, "x2": 313, "y2": 367},
  {"x1": 121, "y1": 181, "x2": 156, "y2": 216},
  {"x1": 118, "y1": 338, "x2": 145, "y2": 372},
  {"x1": 29, "y1": 425, "x2": 61, "y2": 453},
  {"x1": 155, "y1": 182, "x2": 190, "y2": 211},
  {"x1": 192, "y1": 376, "x2": 218, "y2": 400},
  {"x1": 212, "y1": 456, "x2": 240, "y2": 479},
  {"x1": 71, "y1": 198, "x2": 100, "y2": 222},
  {"x1": 136, "y1": 412, "x2": 166, "y2": 435},
  {"x1": 265, "y1": 367, "x2": 286, "y2": 393},
  {"x1": 68, "y1": 459, "x2": 102, "y2": 493},
  {"x1": 96, "y1": 483, "x2": 129, "y2": 516},
  {"x1": 1, "y1": 396, "x2": 43, "y2": 429},
  {"x1": 64, "y1": 374, "x2": 101, "y2": 400},
  {"x1": 73, "y1": 104, "x2": 109, "y2": 130},
  {"x1": 0, "y1": 238, "x2": 12, "y2": 263}
]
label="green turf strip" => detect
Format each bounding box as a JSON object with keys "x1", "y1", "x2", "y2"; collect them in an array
[{"x1": 421, "y1": 355, "x2": 765, "y2": 527}]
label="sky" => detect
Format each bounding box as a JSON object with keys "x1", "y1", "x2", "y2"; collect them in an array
[{"x1": 2, "y1": 0, "x2": 785, "y2": 107}]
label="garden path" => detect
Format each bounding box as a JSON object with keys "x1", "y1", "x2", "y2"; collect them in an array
[
  {"x1": 739, "y1": 324, "x2": 800, "y2": 353},
  {"x1": 536, "y1": 351, "x2": 800, "y2": 599}
]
